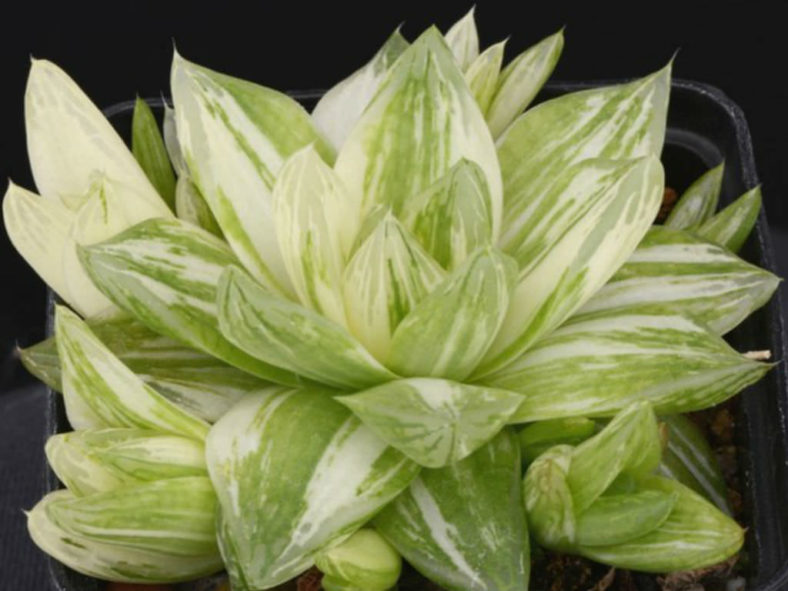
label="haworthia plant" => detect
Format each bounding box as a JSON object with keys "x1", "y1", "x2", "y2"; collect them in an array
[
  {"x1": 206, "y1": 389, "x2": 419, "y2": 589},
  {"x1": 375, "y1": 429, "x2": 529, "y2": 591},
  {"x1": 314, "y1": 529, "x2": 402, "y2": 591}
]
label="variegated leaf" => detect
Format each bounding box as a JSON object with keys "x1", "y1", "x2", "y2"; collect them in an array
[
  {"x1": 78, "y1": 217, "x2": 301, "y2": 385},
  {"x1": 273, "y1": 145, "x2": 359, "y2": 327},
  {"x1": 163, "y1": 102, "x2": 187, "y2": 175},
  {"x1": 401, "y1": 159, "x2": 494, "y2": 271},
  {"x1": 465, "y1": 40, "x2": 506, "y2": 114},
  {"x1": 445, "y1": 7, "x2": 479, "y2": 71},
  {"x1": 175, "y1": 174, "x2": 223, "y2": 237},
  {"x1": 574, "y1": 226, "x2": 780, "y2": 334},
  {"x1": 21, "y1": 315, "x2": 264, "y2": 422},
  {"x1": 46, "y1": 428, "x2": 207, "y2": 497},
  {"x1": 518, "y1": 418, "x2": 596, "y2": 465},
  {"x1": 476, "y1": 156, "x2": 664, "y2": 377},
  {"x1": 387, "y1": 247, "x2": 516, "y2": 380},
  {"x1": 27, "y1": 478, "x2": 222, "y2": 583},
  {"x1": 665, "y1": 163, "x2": 724, "y2": 229},
  {"x1": 338, "y1": 378, "x2": 523, "y2": 468},
  {"x1": 55, "y1": 306, "x2": 209, "y2": 439},
  {"x1": 580, "y1": 475, "x2": 744, "y2": 572},
  {"x1": 171, "y1": 53, "x2": 334, "y2": 295},
  {"x1": 658, "y1": 414, "x2": 731, "y2": 514},
  {"x1": 312, "y1": 29, "x2": 409, "y2": 152},
  {"x1": 334, "y1": 27, "x2": 503, "y2": 239},
  {"x1": 314, "y1": 529, "x2": 402, "y2": 591},
  {"x1": 697, "y1": 186, "x2": 762, "y2": 253},
  {"x1": 497, "y1": 66, "x2": 670, "y2": 258},
  {"x1": 486, "y1": 30, "x2": 564, "y2": 138},
  {"x1": 375, "y1": 429, "x2": 528, "y2": 591},
  {"x1": 490, "y1": 312, "x2": 771, "y2": 422},
  {"x1": 132, "y1": 96, "x2": 176, "y2": 208},
  {"x1": 206, "y1": 388, "x2": 419, "y2": 589},
  {"x1": 25, "y1": 59, "x2": 165, "y2": 213},
  {"x1": 343, "y1": 213, "x2": 445, "y2": 361},
  {"x1": 218, "y1": 267, "x2": 395, "y2": 389}
]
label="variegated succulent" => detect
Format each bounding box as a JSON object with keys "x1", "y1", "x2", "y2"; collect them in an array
[{"x1": 6, "y1": 8, "x2": 780, "y2": 591}]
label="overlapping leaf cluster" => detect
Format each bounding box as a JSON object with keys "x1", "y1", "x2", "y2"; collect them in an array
[{"x1": 5, "y1": 8, "x2": 779, "y2": 591}]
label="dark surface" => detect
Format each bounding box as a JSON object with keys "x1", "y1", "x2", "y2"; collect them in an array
[{"x1": 1, "y1": 2, "x2": 787, "y2": 589}]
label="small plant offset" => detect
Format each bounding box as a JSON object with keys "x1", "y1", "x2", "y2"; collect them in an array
[{"x1": 4, "y1": 8, "x2": 780, "y2": 591}]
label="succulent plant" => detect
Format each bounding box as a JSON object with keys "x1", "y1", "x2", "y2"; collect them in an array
[{"x1": 5, "y1": 7, "x2": 780, "y2": 591}]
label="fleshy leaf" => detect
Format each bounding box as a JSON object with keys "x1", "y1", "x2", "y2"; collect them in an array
[
  {"x1": 27, "y1": 478, "x2": 222, "y2": 583},
  {"x1": 163, "y1": 102, "x2": 187, "y2": 175},
  {"x1": 315, "y1": 529, "x2": 402, "y2": 591},
  {"x1": 476, "y1": 156, "x2": 664, "y2": 377},
  {"x1": 697, "y1": 186, "x2": 762, "y2": 253},
  {"x1": 206, "y1": 388, "x2": 419, "y2": 589},
  {"x1": 171, "y1": 52, "x2": 334, "y2": 295},
  {"x1": 78, "y1": 217, "x2": 301, "y2": 385},
  {"x1": 25, "y1": 59, "x2": 164, "y2": 212},
  {"x1": 488, "y1": 312, "x2": 771, "y2": 422},
  {"x1": 132, "y1": 97, "x2": 176, "y2": 208},
  {"x1": 465, "y1": 40, "x2": 506, "y2": 114},
  {"x1": 218, "y1": 267, "x2": 396, "y2": 390},
  {"x1": 486, "y1": 29, "x2": 564, "y2": 138},
  {"x1": 665, "y1": 163, "x2": 724, "y2": 229},
  {"x1": 55, "y1": 306, "x2": 210, "y2": 439},
  {"x1": 273, "y1": 145, "x2": 359, "y2": 326},
  {"x1": 445, "y1": 7, "x2": 479, "y2": 71},
  {"x1": 343, "y1": 213, "x2": 445, "y2": 361},
  {"x1": 175, "y1": 174, "x2": 223, "y2": 237},
  {"x1": 375, "y1": 429, "x2": 529, "y2": 591},
  {"x1": 387, "y1": 247, "x2": 516, "y2": 380},
  {"x1": 658, "y1": 414, "x2": 731, "y2": 514},
  {"x1": 312, "y1": 29, "x2": 409, "y2": 152},
  {"x1": 401, "y1": 159, "x2": 494, "y2": 271},
  {"x1": 574, "y1": 226, "x2": 780, "y2": 334},
  {"x1": 334, "y1": 27, "x2": 503, "y2": 239},
  {"x1": 46, "y1": 428, "x2": 207, "y2": 497},
  {"x1": 21, "y1": 315, "x2": 265, "y2": 423},
  {"x1": 518, "y1": 418, "x2": 596, "y2": 465},
  {"x1": 497, "y1": 66, "x2": 670, "y2": 258},
  {"x1": 338, "y1": 378, "x2": 523, "y2": 468}
]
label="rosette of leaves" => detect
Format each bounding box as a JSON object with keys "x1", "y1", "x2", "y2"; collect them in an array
[{"x1": 5, "y1": 7, "x2": 779, "y2": 591}]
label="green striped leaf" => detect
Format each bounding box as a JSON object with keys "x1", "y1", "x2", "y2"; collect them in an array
[
  {"x1": 445, "y1": 8, "x2": 479, "y2": 71},
  {"x1": 375, "y1": 429, "x2": 528, "y2": 591},
  {"x1": 21, "y1": 316, "x2": 265, "y2": 423},
  {"x1": 46, "y1": 428, "x2": 206, "y2": 497},
  {"x1": 78, "y1": 217, "x2": 301, "y2": 385},
  {"x1": 580, "y1": 475, "x2": 744, "y2": 573},
  {"x1": 334, "y1": 27, "x2": 503, "y2": 239},
  {"x1": 162, "y1": 103, "x2": 186, "y2": 175},
  {"x1": 697, "y1": 186, "x2": 762, "y2": 253},
  {"x1": 387, "y1": 248, "x2": 516, "y2": 379},
  {"x1": 658, "y1": 414, "x2": 731, "y2": 514},
  {"x1": 401, "y1": 159, "x2": 495, "y2": 271},
  {"x1": 465, "y1": 40, "x2": 506, "y2": 114},
  {"x1": 25, "y1": 59, "x2": 164, "y2": 213},
  {"x1": 171, "y1": 53, "x2": 333, "y2": 295},
  {"x1": 338, "y1": 378, "x2": 523, "y2": 468},
  {"x1": 575, "y1": 226, "x2": 780, "y2": 334},
  {"x1": 175, "y1": 174, "x2": 223, "y2": 238},
  {"x1": 486, "y1": 29, "x2": 564, "y2": 138},
  {"x1": 312, "y1": 29, "x2": 409, "y2": 152},
  {"x1": 343, "y1": 213, "x2": 445, "y2": 361},
  {"x1": 132, "y1": 97, "x2": 176, "y2": 208},
  {"x1": 27, "y1": 478, "x2": 222, "y2": 583},
  {"x1": 497, "y1": 66, "x2": 670, "y2": 259},
  {"x1": 206, "y1": 388, "x2": 419, "y2": 589},
  {"x1": 517, "y1": 418, "x2": 596, "y2": 465},
  {"x1": 273, "y1": 145, "x2": 359, "y2": 326},
  {"x1": 476, "y1": 156, "x2": 664, "y2": 377},
  {"x1": 55, "y1": 306, "x2": 209, "y2": 439},
  {"x1": 665, "y1": 163, "x2": 724, "y2": 229},
  {"x1": 487, "y1": 312, "x2": 771, "y2": 422},
  {"x1": 217, "y1": 266, "x2": 395, "y2": 390},
  {"x1": 315, "y1": 529, "x2": 402, "y2": 591}
]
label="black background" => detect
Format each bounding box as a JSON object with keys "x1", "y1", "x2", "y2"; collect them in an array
[{"x1": 1, "y1": 1, "x2": 786, "y2": 587}]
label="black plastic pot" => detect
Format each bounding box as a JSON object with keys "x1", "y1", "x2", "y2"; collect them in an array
[{"x1": 41, "y1": 80, "x2": 788, "y2": 590}]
